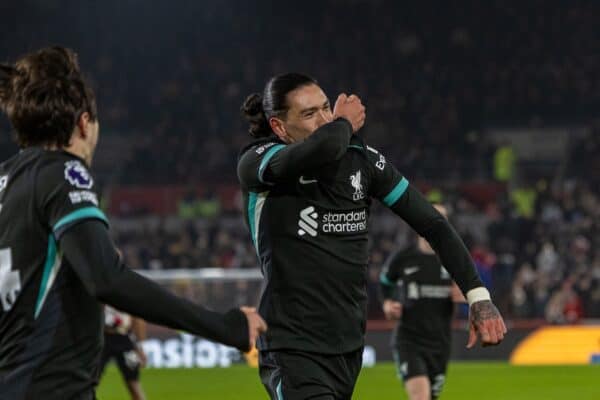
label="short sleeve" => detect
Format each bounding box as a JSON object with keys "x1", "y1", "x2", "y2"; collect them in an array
[
  {"x1": 365, "y1": 145, "x2": 409, "y2": 208},
  {"x1": 37, "y1": 158, "x2": 109, "y2": 239},
  {"x1": 237, "y1": 142, "x2": 285, "y2": 190}
]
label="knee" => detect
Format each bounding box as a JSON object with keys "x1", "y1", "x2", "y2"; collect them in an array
[{"x1": 405, "y1": 376, "x2": 431, "y2": 400}]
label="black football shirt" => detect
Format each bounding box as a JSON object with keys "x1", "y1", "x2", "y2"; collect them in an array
[
  {"x1": 238, "y1": 129, "x2": 408, "y2": 354},
  {"x1": 380, "y1": 246, "x2": 454, "y2": 350},
  {"x1": 0, "y1": 148, "x2": 108, "y2": 399}
]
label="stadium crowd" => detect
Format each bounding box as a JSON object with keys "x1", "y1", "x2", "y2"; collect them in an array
[
  {"x1": 0, "y1": 0, "x2": 598, "y2": 184},
  {"x1": 111, "y1": 173, "x2": 599, "y2": 322},
  {"x1": 106, "y1": 0, "x2": 600, "y2": 184},
  {"x1": 1, "y1": 0, "x2": 598, "y2": 322}
]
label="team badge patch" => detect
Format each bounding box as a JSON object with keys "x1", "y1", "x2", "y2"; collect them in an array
[
  {"x1": 64, "y1": 161, "x2": 94, "y2": 189},
  {"x1": 350, "y1": 170, "x2": 365, "y2": 201}
]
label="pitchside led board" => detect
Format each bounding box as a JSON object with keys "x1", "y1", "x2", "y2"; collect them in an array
[
  {"x1": 139, "y1": 325, "x2": 600, "y2": 369},
  {"x1": 510, "y1": 326, "x2": 600, "y2": 365},
  {"x1": 139, "y1": 332, "x2": 377, "y2": 369}
]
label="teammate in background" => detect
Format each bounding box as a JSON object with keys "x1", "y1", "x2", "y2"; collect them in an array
[
  {"x1": 238, "y1": 73, "x2": 506, "y2": 399},
  {"x1": 0, "y1": 46, "x2": 266, "y2": 400},
  {"x1": 381, "y1": 204, "x2": 466, "y2": 400},
  {"x1": 99, "y1": 306, "x2": 148, "y2": 400}
]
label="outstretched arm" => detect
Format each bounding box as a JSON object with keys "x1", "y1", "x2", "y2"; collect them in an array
[
  {"x1": 367, "y1": 147, "x2": 506, "y2": 347},
  {"x1": 389, "y1": 186, "x2": 506, "y2": 347},
  {"x1": 59, "y1": 220, "x2": 266, "y2": 352}
]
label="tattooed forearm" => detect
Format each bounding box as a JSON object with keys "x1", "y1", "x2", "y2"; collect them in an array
[{"x1": 470, "y1": 300, "x2": 500, "y2": 324}]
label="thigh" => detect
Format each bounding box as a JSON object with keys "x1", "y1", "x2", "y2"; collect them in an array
[
  {"x1": 68, "y1": 390, "x2": 97, "y2": 400},
  {"x1": 337, "y1": 348, "x2": 363, "y2": 400},
  {"x1": 423, "y1": 351, "x2": 450, "y2": 399},
  {"x1": 259, "y1": 350, "x2": 337, "y2": 400},
  {"x1": 259, "y1": 350, "x2": 283, "y2": 400},
  {"x1": 112, "y1": 335, "x2": 141, "y2": 382},
  {"x1": 393, "y1": 345, "x2": 428, "y2": 382}
]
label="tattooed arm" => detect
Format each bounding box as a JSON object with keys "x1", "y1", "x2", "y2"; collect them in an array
[{"x1": 381, "y1": 187, "x2": 507, "y2": 347}]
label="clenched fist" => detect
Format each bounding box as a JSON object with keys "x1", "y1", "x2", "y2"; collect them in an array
[{"x1": 333, "y1": 93, "x2": 366, "y2": 133}]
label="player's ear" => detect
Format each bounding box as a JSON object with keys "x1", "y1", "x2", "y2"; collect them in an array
[
  {"x1": 269, "y1": 117, "x2": 287, "y2": 141},
  {"x1": 75, "y1": 112, "x2": 91, "y2": 139}
]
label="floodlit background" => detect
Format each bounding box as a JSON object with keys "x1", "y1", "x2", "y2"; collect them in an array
[{"x1": 1, "y1": 1, "x2": 599, "y2": 398}]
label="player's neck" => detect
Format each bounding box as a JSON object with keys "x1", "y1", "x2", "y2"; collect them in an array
[
  {"x1": 44, "y1": 145, "x2": 91, "y2": 167},
  {"x1": 417, "y1": 238, "x2": 435, "y2": 254},
  {"x1": 43, "y1": 141, "x2": 92, "y2": 167},
  {"x1": 65, "y1": 143, "x2": 92, "y2": 167}
]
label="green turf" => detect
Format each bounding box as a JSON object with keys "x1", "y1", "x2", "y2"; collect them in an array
[{"x1": 97, "y1": 362, "x2": 600, "y2": 399}]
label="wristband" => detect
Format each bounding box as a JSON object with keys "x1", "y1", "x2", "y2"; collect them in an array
[{"x1": 466, "y1": 287, "x2": 491, "y2": 306}]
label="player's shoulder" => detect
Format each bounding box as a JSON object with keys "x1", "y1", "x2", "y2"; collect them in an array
[
  {"x1": 36, "y1": 151, "x2": 95, "y2": 190},
  {"x1": 34, "y1": 151, "x2": 101, "y2": 213},
  {"x1": 1, "y1": 148, "x2": 94, "y2": 188},
  {"x1": 364, "y1": 143, "x2": 388, "y2": 169},
  {"x1": 238, "y1": 137, "x2": 283, "y2": 161},
  {"x1": 347, "y1": 137, "x2": 388, "y2": 169},
  {"x1": 1, "y1": 147, "x2": 45, "y2": 173},
  {"x1": 237, "y1": 136, "x2": 284, "y2": 187},
  {"x1": 0, "y1": 151, "x2": 19, "y2": 180}
]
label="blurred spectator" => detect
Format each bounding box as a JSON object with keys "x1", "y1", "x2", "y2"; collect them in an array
[
  {"x1": 178, "y1": 188, "x2": 221, "y2": 219},
  {"x1": 545, "y1": 281, "x2": 584, "y2": 324},
  {"x1": 494, "y1": 141, "x2": 516, "y2": 183},
  {"x1": 536, "y1": 242, "x2": 559, "y2": 275},
  {"x1": 2, "y1": 0, "x2": 598, "y2": 184},
  {"x1": 511, "y1": 183, "x2": 537, "y2": 219}
]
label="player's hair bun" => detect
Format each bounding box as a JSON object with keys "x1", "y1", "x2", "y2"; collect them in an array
[{"x1": 240, "y1": 92, "x2": 272, "y2": 138}]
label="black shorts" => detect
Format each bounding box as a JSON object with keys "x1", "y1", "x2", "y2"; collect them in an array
[
  {"x1": 99, "y1": 332, "x2": 141, "y2": 382},
  {"x1": 259, "y1": 348, "x2": 363, "y2": 400},
  {"x1": 393, "y1": 343, "x2": 449, "y2": 399}
]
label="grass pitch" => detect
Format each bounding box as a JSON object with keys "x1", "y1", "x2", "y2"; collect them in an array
[{"x1": 97, "y1": 362, "x2": 600, "y2": 399}]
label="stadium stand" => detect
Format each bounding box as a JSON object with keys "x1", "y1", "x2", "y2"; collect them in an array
[{"x1": 1, "y1": 0, "x2": 598, "y2": 322}]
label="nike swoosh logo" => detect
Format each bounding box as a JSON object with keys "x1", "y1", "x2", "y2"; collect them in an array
[
  {"x1": 404, "y1": 267, "x2": 420, "y2": 275},
  {"x1": 299, "y1": 176, "x2": 318, "y2": 184}
]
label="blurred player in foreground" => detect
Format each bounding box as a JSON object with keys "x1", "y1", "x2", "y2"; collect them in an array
[
  {"x1": 99, "y1": 306, "x2": 148, "y2": 400},
  {"x1": 381, "y1": 204, "x2": 466, "y2": 400},
  {"x1": 0, "y1": 46, "x2": 266, "y2": 400},
  {"x1": 238, "y1": 73, "x2": 506, "y2": 399}
]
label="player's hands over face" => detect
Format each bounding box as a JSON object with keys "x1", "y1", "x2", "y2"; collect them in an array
[
  {"x1": 467, "y1": 300, "x2": 507, "y2": 348},
  {"x1": 240, "y1": 306, "x2": 268, "y2": 350},
  {"x1": 333, "y1": 93, "x2": 366, "y2": 133},
  {"x1": 383, "y1": 300, "x2": 403, "y2": 320}
]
